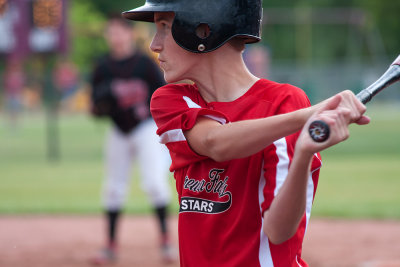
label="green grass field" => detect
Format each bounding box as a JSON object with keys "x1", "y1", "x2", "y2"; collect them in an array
[
  {"x1": 0, "y1": 113, "x2": 179, "y2": 215},
  {"x1": 1, "y1": 104, "x2": 400, "y2": 218},
  {"x1": 313, "y1": 104, "x2": 400, "y2": 218}
]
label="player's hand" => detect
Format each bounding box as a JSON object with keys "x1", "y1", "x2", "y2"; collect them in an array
[
  {"x1": 312, "y1": 90, "x2": 370, "y2": 126},
  {"x1": 336, "y1": 90, "x2": 370, "y2": 125},
  {"x1": 296, "y1": 95, "x2": 352, "y2": 155}
]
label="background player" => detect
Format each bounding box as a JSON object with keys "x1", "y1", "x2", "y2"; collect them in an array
[
  {"x1": 122, "y1": 1, "x2": 369, "y2": 266},
  {"x1": 89, "y1": 14, "x2": 175, "y2": 265}
]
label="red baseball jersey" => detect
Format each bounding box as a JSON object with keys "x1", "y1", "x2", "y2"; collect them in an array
[{"x1": 151, "y1": 79, "x2": 322, "y2": 267}]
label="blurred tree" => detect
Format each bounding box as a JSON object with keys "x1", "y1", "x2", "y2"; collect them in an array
[
  {"x1": 69, "y1": 0, "x2": 107, "y2": 72},
  {"x1": 261, "y1": 0, "x2": 399, "y2": 63},
  {"x1": 355, "y1": 0, "x2": 400, "y2": 56}
]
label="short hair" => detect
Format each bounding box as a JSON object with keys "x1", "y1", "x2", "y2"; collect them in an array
[{"x1": 107, "y1": 12, "x2": 134, "y2": 28}]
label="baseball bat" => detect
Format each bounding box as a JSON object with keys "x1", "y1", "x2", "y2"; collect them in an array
[{"x1": 309, "y1": 54, "x2": 400, "y2": 142}]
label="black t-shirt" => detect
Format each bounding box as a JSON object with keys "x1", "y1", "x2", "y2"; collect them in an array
[{"x1": 90, "y1": 52, "x2": 165, "y2": 134}]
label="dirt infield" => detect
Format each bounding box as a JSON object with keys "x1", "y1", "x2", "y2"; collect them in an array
[{"x1": 0, "y1": 216, "x2": 399, "y2": 267}]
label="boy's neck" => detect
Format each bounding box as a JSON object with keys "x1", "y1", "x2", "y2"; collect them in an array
[{"x1": 195, "y1": 61, "x2": 259, "y2": 103}]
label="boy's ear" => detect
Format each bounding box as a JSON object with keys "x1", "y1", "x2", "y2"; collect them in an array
[{"x1": 195, "y1": 23, "x2": 211, "y2": 39}]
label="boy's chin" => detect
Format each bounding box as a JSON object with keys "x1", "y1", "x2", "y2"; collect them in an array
[{"x1": 164, "y1": 74, "x2": 180, "y2": 84}]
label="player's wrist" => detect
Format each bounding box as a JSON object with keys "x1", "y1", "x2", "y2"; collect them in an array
[
  {"x1": 295, "y1": 106, "x2": 315, "y2": 126},
  {"x1": 294, "y1": 138, "x2": 316, "y2": 160}
]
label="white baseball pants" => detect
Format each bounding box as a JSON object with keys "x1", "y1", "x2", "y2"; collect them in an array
[{"x1": 102, "y1": 119, "x2": 171, "y2": 211}]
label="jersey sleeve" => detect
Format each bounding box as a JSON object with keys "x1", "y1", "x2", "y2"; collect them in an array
[
  {"x1": 261, "y1": 84, "x2": 322, "y2": 213},
  {"x1": 150, "y1": 84, "x2": 229, "y2": 171},
  {"x1": 272, "y1": 83, "x2": 312, "y2": 114},
  {"x1": 90, "y1": 57, "x2": 118, "y2": 117}
]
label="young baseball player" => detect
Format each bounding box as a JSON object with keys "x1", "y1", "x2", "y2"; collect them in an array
[
  {"x1": 89, "y1": 14, "x2": 176, "y2": 264},
  {"x1": 123, "y1": 1, "x2": 369, "y2": 266}
]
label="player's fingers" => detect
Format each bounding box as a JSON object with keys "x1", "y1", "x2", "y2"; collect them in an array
[
  {"x1": 351, "y1": 90, "x2": 367, "y2": 114},
  {"x1": 321, "y1": 94, "x2": 342, "y2": 112},
  {"x1": 299, "y1": 106, "x2": 352, "y2": 155},
  {"x1": 319, "y1": 107, "x2": 350, "y2": 143},
  {"x1": 354, "y1": 115, "x2": 371, "y2": 125},
  {"x1": 335, "y1": 108, "x2": 351, "y2": 141},
  {"x1": 297, "y1": 113, "x2": 340, "y2": 154},
  {"x1": 339, "y1": 90, "x2": 367, "y2": 123}
]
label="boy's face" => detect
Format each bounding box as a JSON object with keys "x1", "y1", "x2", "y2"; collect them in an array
[
  {"x1": 151, "y1": 12, "x2": 198, "y2": 83},
  {"x1": 105, "y1": 20, "x2": 134, "y2": 54}
]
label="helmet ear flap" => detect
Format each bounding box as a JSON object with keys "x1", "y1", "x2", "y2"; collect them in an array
[{"x1": 195, "y1": 23, "x2": 211, "y2": 52}]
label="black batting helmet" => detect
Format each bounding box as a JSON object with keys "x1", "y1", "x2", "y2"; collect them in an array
[{"x1": 122, "y1": 0, "x2": 263, "y2": 53}]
